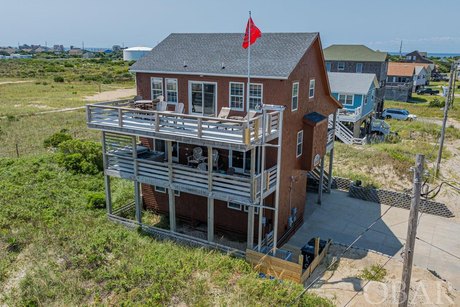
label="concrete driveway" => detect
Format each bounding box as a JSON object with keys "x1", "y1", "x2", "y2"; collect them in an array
[{"x1": 285, "y1": 190, "x2": 460, "y2": 290}]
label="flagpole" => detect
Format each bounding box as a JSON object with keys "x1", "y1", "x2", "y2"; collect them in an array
[{"x1": 247, "y1": 11, "x2": 251, "y2": 125}]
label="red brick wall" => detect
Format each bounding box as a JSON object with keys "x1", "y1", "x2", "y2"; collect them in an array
[{"x1": 136, "y1": 35, "x2": 339, "y2": 242}]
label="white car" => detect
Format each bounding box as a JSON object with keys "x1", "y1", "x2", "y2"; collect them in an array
[{"x1": 382, "y1": 108, "x2": 417, "y2": 121}]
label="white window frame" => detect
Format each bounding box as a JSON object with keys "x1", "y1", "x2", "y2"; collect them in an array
[
  {"x1": 227, "y1": 202, "x2": 242, "y2": 211},
  {"x1": 229, "y1": 82, "x2": 244, "y2": 111},
  {"x1": 151, "y1": 77, "x2": 163, "y2": 100},
  {"x1": 154, "y1": 186, "x2": 166, "y2": 193},
  {"x1": 338, "y1": 62, "x2": 345, "y2": 71},
  {"x1": 356, "y1": 63, "x2": 363, "y2": 73},
  {"x1": 296, "y1": 130, "x2": 303, "y2": 158},
  {"x1": 291, "y1": 82, "x2": 299, "y2": 111},
  {"x1": 244, "y1": 205, "x2": 259, "y2": 215},
  {"x1": 165, "y1": 78, "x2": 178, "y2": 104},
  {"x1": 338, "y1": 94, "x2": 354, "y2": 106},
  {"x1": 309, "y1": 79, "x2": 315, "y2": 99},
  {"x1": 248, "y1": 83, "x2": 263, "y2": 111},
  {"x1": 188, "y1": 81, "x2": 218, "y2": 116}
]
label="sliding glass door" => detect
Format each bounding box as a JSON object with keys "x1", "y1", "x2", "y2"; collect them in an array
[{"x1": 189, "y1": 82, "x2": 216, "y2": 116}]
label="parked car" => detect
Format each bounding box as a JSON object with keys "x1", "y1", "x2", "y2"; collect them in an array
[
  {"x1": 382, "y1": 108, "x2": 417, "y2": 121},
  {"x1": 416, "y1": 87, "x2": 440, "y2": 95}
]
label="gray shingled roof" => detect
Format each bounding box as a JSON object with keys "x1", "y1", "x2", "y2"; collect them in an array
[
  {"x1": 327, "y1": 72, "x2": 378, "y2": 95},
  {"x1": 130, "y1": 33, "x2": 318, "y2": 79},
  {"x1": 324, "y1": 45, "x2": 387, "y2": 62}
]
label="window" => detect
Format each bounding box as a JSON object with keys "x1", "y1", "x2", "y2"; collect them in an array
[
  {"x1": 338, "y1": 62, "x2": 345, "y2": 71},
  {"x1": 165, "y1": 78, "x2": 178, "y2": 103},
  {"x1": 244, "y1": 205, "x2": 259, "y2": 215},
  {"x1": 154, "y1": 186, "x2": 166, "y2": 193},
  {"x1": 291, "y1": 82, "x2": 299, "y2": 111},
  {"x1": 151, "y1": 77, "x2": 163, "y2": 99},
  {"x1": 227, "y1": 202, "x2": 242, "y2": 211},
  {"x1": 229, "y1": 82, "x2": 244, "y2": 110},
  {"x1": 326, "y1": 62, "x2": 331, "y2": 72},
  {"x1": 296, "y1": 130, "x2": 303, "y2": 158},
  {"x1": 154, "y1": 140, "x2": 179, "y2": 162},
  {"x1": 338, "y1": 94, "x2": 353, "y2": 106},
  {"x1": 248, "y1": 83, "x2": 263, "y2": 110},
  {"x1": 406, "y1": 55, "x2": 412, "y2": 61},
  {"x1": 356, "y1": 63, "x2": 363, "y2": 73},
  {"x1": 309, "y1": 79, "x2": 315, "y2": 98}
]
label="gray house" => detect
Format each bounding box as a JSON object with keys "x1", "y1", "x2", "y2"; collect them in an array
[{"x1": 324, "y1": 45, "x2": 388, "y2": 114}]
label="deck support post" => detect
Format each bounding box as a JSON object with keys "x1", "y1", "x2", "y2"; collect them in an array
[
  {"x1": 207, "y1": 198, "x2": 214, "y2": 242},
  {"x1": 207, "y1": 146, "x2": 214, "y2": 242},
  {"x1": 247, "y1": 205, "x2": 255, "y2": 249},
  {"x1": 272, "y1": 109, "x2": 284, "y2": 256},
  {"x1": 101, "y1": 132, "x2": 112, "y2": 215},
  {"x1": 167, "y1": 140, "x2": 176, "y2": 232},
  {"x1": 132, "y1": 136, "x2": 142, "y2": 223},
  {"x1": 257, "y1": 108, "x2": 267, "y2": 252},
  {"x1": 317, "y1": 157, "x2": 325, "y2": 205}
]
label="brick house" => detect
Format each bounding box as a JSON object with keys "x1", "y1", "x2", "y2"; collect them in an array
[
  {"x1": 323, "y1": 45, "x2": 388, "y2": 115},
  {"x1": 86, "y1": 32, "x2": 341, "y2": 253}
]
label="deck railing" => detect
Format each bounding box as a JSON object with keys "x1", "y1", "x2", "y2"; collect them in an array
[
  {"x1": 337, "y1": 106, "x2": 362, "y2": 122},
  {"x1": 105, "y1": 152, "x2": 277, "y2": 204},
  {"x1": 87, "y1": 102, "x2": 281, "y2": 147}
]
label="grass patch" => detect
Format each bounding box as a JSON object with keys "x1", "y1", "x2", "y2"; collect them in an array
[
  {"x1": 358, "y1": 265, "x2": 387, "y2": 282},
  {"x1": 0, "y1": 155, "x2": 331, "y2": 306}
]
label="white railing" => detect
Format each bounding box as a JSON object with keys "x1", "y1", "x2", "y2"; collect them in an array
[
  {"x1": 337, "y1": 106, "x2": 362, "y2": 122},
  {"x1": 87, "y1": 103, "x2": 281, "y2": 146},
  {"x1": 106, "y1": 152, "x2": 276, "y2": 203}
]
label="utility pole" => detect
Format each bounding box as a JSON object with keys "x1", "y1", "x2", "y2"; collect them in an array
[
  {"x1": 398, "y1": 154, "x2": 424, "y2": 307},
  {"x1": 399, "y1": 40, "x2": 403, "y2": 60},
  {"x1": 450, "y1": 64, "x2": 458, "y2": 108},
  {"x1": 435, "y1": 64, "x2": 456, "y2": 176}
]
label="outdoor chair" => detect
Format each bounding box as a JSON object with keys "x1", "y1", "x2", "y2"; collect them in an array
[
  {"x1": 187, "y1": 147, "x2": 204, "y2": 166},
  {"x1": 174, "y1": 102, "x2": 185, "y2": 114},
  {"x1": 197, "y1": 163, "x2": 208, "y2": 172},
  {"x1": 157, "y1": 101, "x2": 168, "y2": 111},
  {"x1": 243, "y1": 110, "x2": 258, "y2": 121}
]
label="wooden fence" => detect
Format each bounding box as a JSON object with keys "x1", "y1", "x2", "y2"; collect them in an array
[{"x1": 245, "y1": 239, "x2": 332, "y2": 284}]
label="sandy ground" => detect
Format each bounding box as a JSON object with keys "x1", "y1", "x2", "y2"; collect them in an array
[
  {"x1": 84, "y1": 88, "x2": 136, "y2": 102},
  {"x1": 307, "y1": 245, "x2": 460, "y2": 306},
  {"x1": 0, "y1": 80, "x2": 33, "y2": 86}
]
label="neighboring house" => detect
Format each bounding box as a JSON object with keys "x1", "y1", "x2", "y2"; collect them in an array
[
  {"x1": 328, "y1": 72, "x2": 378, "y2": 143},
  {"x1": 403, "y1": 50, "x2": 434, "y2": 64},
  {"x1": 69, "y1": 48, "x2": 83, "y2": 56},
  {"x1": 385, "y1": 62, "x2": 417, "y2": 102},
  {"x1": 86, "y1": 32, "x2": 341, "y2": 253},
  {"x1": 323, "y1": 44, "x2": 388, "y2": 115},
  {"x1": 82, "y1": 51, "x2": 95, "y2": 59}
]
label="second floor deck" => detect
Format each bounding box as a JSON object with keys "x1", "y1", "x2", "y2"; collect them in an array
[{"x1": 87, "y1": 100, "x2": 283, "y2": 151}]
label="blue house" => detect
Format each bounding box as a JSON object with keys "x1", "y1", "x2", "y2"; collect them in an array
[{"x1": 327, "y1": 72, "x2": 379, "y2": 143}]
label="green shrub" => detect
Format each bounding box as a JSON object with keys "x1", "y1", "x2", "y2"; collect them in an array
[
  {"x1": 43, "y1": 130, "x2": 73, "y2": 148},
  {"x1": 359, "y1": 264, "x2": 387, "y2": 282},
  {"x1": 53, "y1": 76, "x2": 64, "y2": 83},
  {"x1": 428, "y1": 98, "x2": 445, "y2": 108},
  {"x1": 86, "y1": 192, "x2": 106, "y2": 209},
  {"x1": 56, "y1": 139, "x2": 102, "y2": 174},
  {"x1": 384, "y1": 133, "x2": 401, "y2": 144}
]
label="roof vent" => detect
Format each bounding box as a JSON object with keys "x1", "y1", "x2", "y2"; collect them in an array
[
  {"x1": 221, "y1": 62, "x2": 225, "y2": 69},
  {"x1": 183, "y1": 60, "x2": 187, "y2": 68}
]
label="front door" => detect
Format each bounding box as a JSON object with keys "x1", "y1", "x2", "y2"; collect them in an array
[{"x1": 189, "y1": 82, "x2": 216, "y2": 116}]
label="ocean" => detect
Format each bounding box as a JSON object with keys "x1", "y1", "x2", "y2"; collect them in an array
[{"x1": 389, "y1": 52, "x2": 460, "y2": 58}]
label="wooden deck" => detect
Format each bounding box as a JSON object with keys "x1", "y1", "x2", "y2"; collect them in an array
[
  {"x1": 86, "y1": 101, "x2": 281, "y2": 150},
  {"x1": 106, "y1": 151, "x2": 278, "y2": 205}
]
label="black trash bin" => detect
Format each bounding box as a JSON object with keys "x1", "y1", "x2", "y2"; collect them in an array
[{"x1": 300, "y1": 238, "x2": 328, "y2": 269}]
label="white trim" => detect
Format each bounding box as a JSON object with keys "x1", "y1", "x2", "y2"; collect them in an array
[
  {"x1": 165, "y1": 78, "x2": 178, "y2": 104},
  {"x1": 154, "y1": 186, "x2": 166, "y2": 193},
  {"x1": 188, "y1": 81, "x2": 218, "y2": 116},
  {"x1": 296, "y1": 130, "x2": 303, "y2": 158},
  {"x1": 291, "y1": 82, "x2": 299, "y2": 112},
  {"x1": 227, "y1": 202, "x2": 242, "y2": 211},
  {"x1": 130, "y1": 69, "x2": 288, "y2": 80},
  {"x1": 244, "y1": 205, "x2": 259, "y2": 214},
  {"x1": 229, "y1": 82, "x2": 245, "y2": 111},
  {"x1": 338, "y1": 93, "x2": 354, "y2": 106},
  {"x1": 309, "y1": 79, "x2": 315, "y2": 99},
  {"x1": 247, "y1": 83, "x2": 263, "y2": 111},
  {"x1": 150, "y1": 77, "x2": 163, "y2": 100}
]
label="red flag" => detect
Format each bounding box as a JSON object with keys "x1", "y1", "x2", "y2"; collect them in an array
[{"x1": 242, "y1": 17, "x2": 262, "y2": 49}]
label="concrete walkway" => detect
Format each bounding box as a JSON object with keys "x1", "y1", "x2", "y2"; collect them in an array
[{"x1": 285, "y1": 190, "x2": 460, "y2": 290}]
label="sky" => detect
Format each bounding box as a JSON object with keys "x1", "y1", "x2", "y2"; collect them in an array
[{"x1": 1, "y1": 0, "x2": 459, "y2": 53}]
